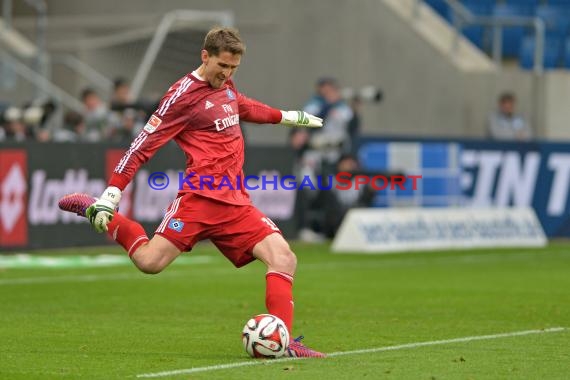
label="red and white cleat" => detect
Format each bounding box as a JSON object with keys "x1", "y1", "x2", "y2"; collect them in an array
[
  {"x1": 285, "y1": 335, "x2": 326, "y2": 358},
  {"x1": 58, "y1": 193, "x2": 96, "y2": 217}
]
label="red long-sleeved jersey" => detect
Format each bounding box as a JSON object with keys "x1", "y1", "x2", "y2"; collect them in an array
[{"x1": 109, "y1": 73, "x2": 282, "y2": 205}]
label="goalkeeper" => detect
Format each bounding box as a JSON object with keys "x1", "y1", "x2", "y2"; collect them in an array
[{"x1": 59, "y1": 27, "x2": 325, "y2": 358}]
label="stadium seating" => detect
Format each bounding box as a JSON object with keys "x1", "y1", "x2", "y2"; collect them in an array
[
  {"x1": 519, "y1": 35, "x2": 561, "y2": 69},
  {"x1": 547, "y1": 0, "x2": 570, "y2": 6},
  {"x1": 505, "y1": 0, "x2": 539, "y2": 9},
  {"x1": 448, "y1": 1, "x2": 494, "y2": 49},
  {"x1": 492, "y1": 4, "x2": 535, "y2": 58},
  {"x1": 535, "y1": 5, "x2": 570, "y2": 38},
  {"x1": 563, "y1": 37, "x2": 570, "y2": 68},
  {"x1": 422, "y1": 0, "x2": 570, "y2": 70},
  {"x1": 461, "y1": 0, "x2": 495, "y2": 12},
  {"x1": 424, "y1": 0, "x2": 449, "y2": 19}
]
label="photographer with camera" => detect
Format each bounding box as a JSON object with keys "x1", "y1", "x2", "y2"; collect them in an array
[
  {"x1": 290, "y1": 77, "x2": 353, "y2": 242},
  {"x1": 322, "y1": 154, "x2": 376, "y2": 238},
  {"x1": 304, "y1": 77, "x2": 354, "y2": 162},
  {"x1": 290, "y1": 78, "x2": 383, "y2": 241}
]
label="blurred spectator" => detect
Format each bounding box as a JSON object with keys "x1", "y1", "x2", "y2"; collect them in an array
[
  {"x1": 322, "y1": 154, "x2": 375, "y2": 238},
  {"x1": 81, "y1": 87, "x2": 110, "y2": 141},
  {"x1": 23, "y1": 99, "x2": 58, "y2": 142},
  {"x1": 291, "y1": 77, "x2": 353, "y2": 242},
  {"x1": 304, "y1": 77, "x2": 354, "y2": 162},
  {"x1": 1, "y1": 107, "x2": 32, "y2": 142},
  {"x1": 109, "y1": 77, "x2": 157, "y2": 116},
  {"x1": 36, "y1": 99, "x2": 58, "y2": 132},
  {"x1": 0, "y1": 100, "x2": 61, "y2": 142},
  {"x1": 488, "y1": 92, "x2": 532, "y2": 141},
  {"x1": 110, "y1": 77, "x2": 133, "y2": 109},
  {"x1": 108, "y1": 78, "x2": 151, "y2": 142},
  {"x1": 5, "y1": 120, "x2": 30, "y2": 141},
  {"x1": 35, "y1": 128, "x2": 51, "y2": 143},
  {"x1": 0, "y1": 106, "x2": 16, "y2": 141},
  {"x1": 347, "y1": 95, "x2": 363, "y2": 155},
  {"x1": 52, "y1": 111, "x2": 89, "y2": 142},
  {"x1": 109, "y1": 107, "x2": 144, "y2": 142},
  {"x1": 290, "y1": 128, "x2": 323, "y2": 242}
]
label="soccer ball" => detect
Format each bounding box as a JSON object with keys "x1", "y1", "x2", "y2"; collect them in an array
[{"x1": 242, "y1": 314, "x2": 290, "y2": 358}]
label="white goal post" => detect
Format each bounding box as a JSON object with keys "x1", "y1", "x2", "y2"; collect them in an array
[{"x1": 129, "y1": 10, "x2": 234, "y2": 100}]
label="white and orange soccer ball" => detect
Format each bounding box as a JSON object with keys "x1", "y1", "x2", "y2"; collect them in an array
[{"x1": 242, "y1": 314, "x2": 290, "y2": 358}]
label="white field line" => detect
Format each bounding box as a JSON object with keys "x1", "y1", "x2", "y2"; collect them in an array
[
  {"x1": 0, "y1": 248, "x2": 558, "y2": 286},
  {"x1": 0, "y1": 257, "x2": 214, "y2": 285},
  {"x1": 0, "y1": 251, "x2": 560, "y2": 286},
  {"x1": 0, "y1": 271, "x2": 190, "y2": 285},
  {"x1": 136, "y1": 327, "x2": 566, "y2": 378}
]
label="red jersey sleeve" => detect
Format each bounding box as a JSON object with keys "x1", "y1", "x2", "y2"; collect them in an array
[
  {"x1": 109, "y1": 78, "x2": 193, "y2": 190},
  {"x1": 230, "y1": 81, "x2": 282, "y2": 124},
  {"x1": 237, "y1": 92, "x2": 282, "y2": 124}
]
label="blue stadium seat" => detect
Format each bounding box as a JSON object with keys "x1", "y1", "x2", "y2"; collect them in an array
[
  {"x1": 519, "y1": 35, "x2": 561, "y2": 69},
  {"x1": 424, "y1": 0, "x2": 449, "y2": 19},
  {"x1": 460, "y1": 0, "x2": 494, "y2": 16},
  {"x1": 493, "y1": 3, "x2": 535, "y2": 17},
  {"x1": 505, "y1": 0, "x2": 539, "y2": 10},
  {"x1": 460, "y1": 0, "x2": 495, "y2": 10},
  {"x1": 454, "y1": 1, "x2": 495, "y2": 49},
  {"x1": 461, "y1": 25, "x2": 485, "y2": 49},
  {"x1": 493, "y1": 4, "x2": 535, "y2": 58},
  {"x1": 536, "y1": 5, "x2": 570, "y2": 38},
  {"x1": 563, "y1": 37, "x2": 570, "y2": 68},
  {"x1": 547, "y1": 0, "x2": 570, "y2": 6}
]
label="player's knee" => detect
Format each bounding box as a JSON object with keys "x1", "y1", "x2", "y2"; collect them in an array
[
  {"x1": 139, "y1": 264, "x2": 163, "y2": 275},
  {"x1": 134, "y1": 254, "x2": 165, "y2": 275},
  {"x1": 287, "y1": 249, "x2": 297, "y2": 271},
  {"x1": 137, "y1": 262, "x2": 164, "y2": 275},
  {"x1": 274, "y1": 248, "x2": 297, "y2": 273}
]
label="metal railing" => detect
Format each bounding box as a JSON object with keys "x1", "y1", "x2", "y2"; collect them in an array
[
  {"x1": 0, "y1": 48, "x2": 85, "y2": 113},
  {"x1": 130, "y1": 10, "x2": 234, "y2": 100},
  {"x1": 414, "y1": 0, "x2": 545, "y2": 74},
  {"x1": 1, "y1": 7, "x2": 235, "y2": 108},
  {"x1": 22, "y1": 0, "x2": 48, "y2": 90},
  {"x1": 51, "y1": 54, "x2": 114, "y2": 98}
]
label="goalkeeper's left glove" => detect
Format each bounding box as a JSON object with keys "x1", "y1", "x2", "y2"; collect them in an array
[
  {"x1": 280, "y1": 110, "x2": 323, "y2": 128},
  {"x1": 86, "y1": 186, "x2": 122, "y2": 233}
]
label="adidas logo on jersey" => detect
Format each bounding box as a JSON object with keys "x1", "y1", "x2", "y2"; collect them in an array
[{"x1": 205, "y1": 100, "x2": 214, "y2": 110}]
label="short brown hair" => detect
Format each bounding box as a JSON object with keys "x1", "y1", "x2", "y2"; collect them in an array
[
  {"x1": 499, "y1": 92, "x2": 515, "y2": 103},
  {"x1": 202, "y1": 27, "x2": 245, "y2": 56}
]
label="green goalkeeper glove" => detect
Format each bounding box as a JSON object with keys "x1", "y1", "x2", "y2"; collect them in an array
[
  {"x1": 86, "y1": 186, "x2": 122, "y2": 233},
  {"x1": 280, "y1": 110, "x2": 323, "y2": 128}
]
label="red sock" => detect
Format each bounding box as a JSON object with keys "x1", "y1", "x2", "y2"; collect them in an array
[
  {"x1": 266, "y1": 271, "x2": 294, "y2": 334},
  {"x1": 106, "y1": 213, "x2": 149, "y2": 257}
]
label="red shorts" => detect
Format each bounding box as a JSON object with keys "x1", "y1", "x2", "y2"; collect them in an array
[{"x1": 155, "y1": 193, "x2": 281, "y2": 267}]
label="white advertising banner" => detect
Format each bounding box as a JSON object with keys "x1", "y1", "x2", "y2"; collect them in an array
[{"x1": 332, "y1": 208, "x2": 547, "y2": 253}]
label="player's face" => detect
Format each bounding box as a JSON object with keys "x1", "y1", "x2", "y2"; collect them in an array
[{"x1": 201, "y1": 50, "x2": 241, "y2": 89}]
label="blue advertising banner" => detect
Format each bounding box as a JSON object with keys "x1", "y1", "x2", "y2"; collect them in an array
[
  {"x1": 358, "y1": 139, "x2": 570, "y2": 237},
  {"x1": 461, "y1": 141, "x2": 570, "y2": 237}
]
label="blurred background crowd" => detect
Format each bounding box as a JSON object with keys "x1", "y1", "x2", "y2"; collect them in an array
[
  {"x1": 2, "y1": 0, "x2": 570, "y2": 246},
  {"x1": 0, "y1": 78, "x2": 157, "y2": 143}
]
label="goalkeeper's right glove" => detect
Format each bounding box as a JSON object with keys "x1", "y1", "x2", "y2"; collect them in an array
[
  {"x1": 280, "y1": 110, "x2": 323, "y2": 128},
  {"x1": 86, "y1": 186, "x2": 122, "y2": 233}
]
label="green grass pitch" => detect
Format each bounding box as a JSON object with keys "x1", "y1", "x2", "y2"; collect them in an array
[{"x1": 1, "y1": 242, "x2": 570, "y2": 379}]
